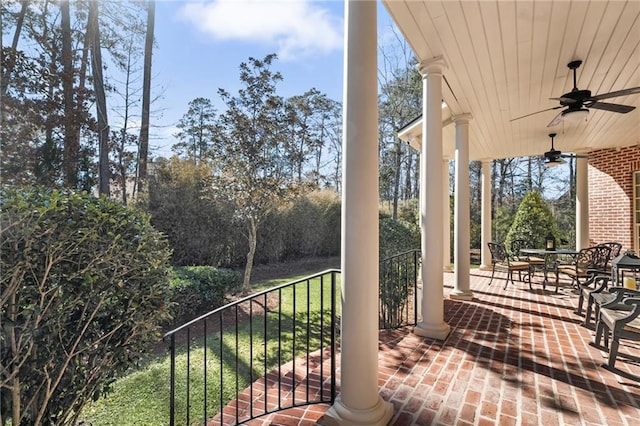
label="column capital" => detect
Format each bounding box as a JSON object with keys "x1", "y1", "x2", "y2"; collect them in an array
[
  {"x1": 417, "y1": 56, "x2": 447, "y2": 77},
  {"x1": 452, "y1": 113, "x2": 473, "y2": 124}
]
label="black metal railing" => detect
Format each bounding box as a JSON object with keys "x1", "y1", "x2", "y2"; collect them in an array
[
  {"x1": 164, "y1": 269, "x2": 340, "y2": 426},
  {"x1": 379, "y1": 249, "x2": 421, "y2": 329}
]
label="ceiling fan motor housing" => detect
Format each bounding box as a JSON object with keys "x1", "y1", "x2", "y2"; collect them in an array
[
  {"x1": 545, "y1": 149, "x2": 562, "y2": 161},
  {"x1": 560, "y1": 89, "x2": 591, "y2": 107}
]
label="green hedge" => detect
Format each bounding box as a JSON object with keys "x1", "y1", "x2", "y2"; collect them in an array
[
  {"x1": 146, "y1": 161, "x2": 342, "y2": 268},
  {"x1": 169, "y1": 266, "x2": 241, "y2": 323}
]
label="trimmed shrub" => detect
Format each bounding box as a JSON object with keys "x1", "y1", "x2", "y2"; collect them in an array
[
  {"x1": 1, "y1": 188, "x2": 172, "y2": 425},
  {"x1": 505, "y1": 191, "x2": 558, "y2": 250},
  {"x1": 169, "y1": 266, "x2": 241, "y2": 322}
]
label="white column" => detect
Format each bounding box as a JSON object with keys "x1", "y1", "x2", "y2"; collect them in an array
[
  {"x1": 480, "y1": 160, "x2": 492, "y2": 270},
  {"x1": 451, "y1": 114, "x2": 473, "y2": 300},
  {"x1": 443, "y1": 157, "x2": 452, "y2": 271},
  {"x1": 324, "y1": 1, "x2": 393, "y2": 424},
  {"x1": 576, "y1": 156, "x2": 589, "y2": 249},
  {"x1": 414, "y1": 57, "x2": 451, "y2": 340}
]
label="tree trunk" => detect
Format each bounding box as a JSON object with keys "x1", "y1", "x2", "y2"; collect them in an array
[
  {"x1": 569, "y1": 156, "x2": 576, "y2": 204},
  {"x1": 60, "y1": 0, "x2": 78, "y2": 187},
  {"x1": 392, "y1": 137, "x2": 402, "y2": 220},
  {"x1": 242, "y1": 217, "x2": 258, "y2": 294},
  {"x1": 1, "y1": 0, "x2": 28, "y2": 97},
  {"x1": 526, "y1": 156, "x2": 533, "y2": 192},
  {"x1": 138, "y1": 0, "x2": 155, "y2": 193},
  {"x1": 72, "y1": 4, "x2": 92, "y2": 183},
  {"x1": 89, "y1": 1, "x2": 110, "y2": 196}
]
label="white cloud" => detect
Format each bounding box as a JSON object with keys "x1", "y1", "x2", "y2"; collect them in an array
[{"x1": 178, "y1": 0, "x2": 343, "y2": 60}]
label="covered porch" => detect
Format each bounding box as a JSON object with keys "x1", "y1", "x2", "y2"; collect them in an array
[
  {"x1": 325, "y1": 0, "x2": 639, "y2": 423},
  {"x1": 245, "y1": 270, "x2": 640, "y2": 425}
]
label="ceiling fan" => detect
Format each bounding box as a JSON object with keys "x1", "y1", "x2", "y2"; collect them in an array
[
  {"x1": 543, "y1": 133, "x2": 587, "y2": 167},
  {"x1": 512, "y1": 60, "x2": 640, "y2": 127}
]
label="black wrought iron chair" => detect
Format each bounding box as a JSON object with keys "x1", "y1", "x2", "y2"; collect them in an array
[
  {"x1": 598, "y1": 241, "x2": 622, "y2": 274},
  {"x1": 574, "y1": 271, "x2": 612, "y2": 329},
  {"x1": 556, "y1": 245, "x2": 611, "y2": 288},
  {"x1": 487, "y1": 242, "x2": 531, "y2": 290},
  {"x1": 510, "y1": 238, "x2": 546, "y2": 280}
]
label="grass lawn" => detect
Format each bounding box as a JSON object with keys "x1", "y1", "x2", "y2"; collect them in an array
[{"x1": 79, "y1": 259, "x2": 340, "y2": 426}]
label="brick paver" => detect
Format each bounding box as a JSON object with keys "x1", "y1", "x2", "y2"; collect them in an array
[{"x1": 225, "y1": 270, "x2": 640, "y2": 425}]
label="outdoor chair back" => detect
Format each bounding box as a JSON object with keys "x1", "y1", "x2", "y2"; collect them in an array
[
  {"x1": 598, "y1": 242, "x2": 623, "y2": 273},
  {"x1": 593, "y1": 287, "x2": 640, "y2": 378},
  {"x1": 510, "y1": 238, "x2": 546, "y2": 265},
  {"x1": 487, "y1": 242, "x2": 531, "y2": 290},
  {"x1": 599, "y1": 242, "x2": 622, "y2": 260},
  {"x1": 557, "y1": 245, "x2": 612, "y2": 287}
]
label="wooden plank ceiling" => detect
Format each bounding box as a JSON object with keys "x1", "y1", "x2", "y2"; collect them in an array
[{"x1": 383, "y1": 0, "x2": 640, "y2": 161}]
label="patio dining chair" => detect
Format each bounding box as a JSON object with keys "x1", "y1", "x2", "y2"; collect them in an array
[
  {"x1": 510, "y1": 238, "x2": 546, "y2": 279},
  {"x1": 556, "y1": 245, "x2": 611, "y2": 288},
  {"x1": 598, "y1": 241, "x2": 622, "y2": 274},
  {"x1": 593, "y1": 287, "x2": 640, "y2": 377},
  {"x1": 487, "y1": 242, "x2": 531, "y2": 290},
  {"x1": 574, "y1": 271, "x2": 612, "y2": 328}
]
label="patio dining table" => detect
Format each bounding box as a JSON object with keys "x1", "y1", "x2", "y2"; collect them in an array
[{"x1": 520, "y1": 248, "x2": 580, "y2": 291}]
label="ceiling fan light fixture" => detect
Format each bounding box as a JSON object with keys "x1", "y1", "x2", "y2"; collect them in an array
[
  {"x1": 562, "y1": 108, "x2": 589, "y2": 123},
  {"x1": 544, "y1": 157, "x2": 566, "y2": 168}
]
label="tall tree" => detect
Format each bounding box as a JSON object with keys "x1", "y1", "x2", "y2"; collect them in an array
[
  {"x1": 378, "y1": 28, "x2": 422, "y2": 219},
  {"x1": 283, "y1": 88, "x2": 341, "y2": 185},
  {"x1": 173, "y1": 97, "x2": 218, "y2": 164},
  {"x1": 88, "y1": 0, "x2": 110, "y2": 196},
  {"x1": 138, "y1": 0, "x2": 155, "y2": 192},
  {"x1": 60, "y1": 0, "x2": 78, "y2": 187},
  {"x1": 213, "y1": 54, "x2": 301, "y2": 293},
  {"x1": 1, "y1": 0, "x2": 28, "y2": 98},
  {"x1": 2, "y1": 1, "x2": 155, "y2": 195}
]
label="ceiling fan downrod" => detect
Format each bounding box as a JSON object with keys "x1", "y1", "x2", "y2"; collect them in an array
[{"x1": 568, "y1": 60, "x2": 582, "y2": 91}]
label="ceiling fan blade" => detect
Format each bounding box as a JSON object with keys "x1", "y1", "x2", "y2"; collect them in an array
[
  {"x1": 588, "y1": 101, "x2": 636, "y2": 113},
  {"x1": 547, "y1": 111, "x2": 563, "y2": 127},
  {"x1": 560, "y1": 153, "x2": 589, "y2": 159},
  {"x1": 511, "y1": 105, "x2": 562, "y2": 122},
  {"x1": 589, "y1": 86, "x2": 640, "y2": 101}
]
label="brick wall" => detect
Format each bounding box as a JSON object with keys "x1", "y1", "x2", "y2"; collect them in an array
[{"x1": 588, "y1": 145, "x2": 640, "y2": 252}]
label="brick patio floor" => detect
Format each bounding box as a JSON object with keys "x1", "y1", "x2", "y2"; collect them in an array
[{"x1": 221, "y1": 269, "x2": 640, "y2": 425}]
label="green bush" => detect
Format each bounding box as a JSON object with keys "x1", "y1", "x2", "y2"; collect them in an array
[
  {"x1": 378, "y1": 215, "x2": 420, "y2": 328},
  {"x1": 379, "y1": 214, "x2": 420, "y2": 259},
  {"x1": 505, "y1": 191, "x2": 558, "y2": 250},
  {"x1": 170, "y1": 266, "x2": 241, "y2": 322},
  {"x1": 1, "y1": 188, "x2": 173, "y2": 425},
  {"x1": 145, "y1": 158, "x2": 242, "y2": 267}
]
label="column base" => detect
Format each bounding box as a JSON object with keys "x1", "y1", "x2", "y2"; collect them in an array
[
  {"x1": 323, "y1": 395, "x2": 394, "y2": 426},
  {"x1": 443, "y1": 265, "x2": 453, "y2": 273},
  {"x1": 413, "y1": 321, "x2": 451, "y2": 340},
  {"x1": 478, "y1": 264, "x2": 492, "y2": 271},
  {"x1": 449, "y1": 289, "x2": 474, "y2": 301}
]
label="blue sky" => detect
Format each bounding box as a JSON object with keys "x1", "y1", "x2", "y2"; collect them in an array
[{"x1": 151, "y1": 0, "x2": 395, "y2": 156}]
